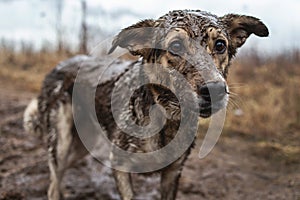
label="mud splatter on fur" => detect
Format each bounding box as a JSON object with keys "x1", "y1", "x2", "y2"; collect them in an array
[{"x1": 24, "y1": 9, "x2": 268, "y2": 200}]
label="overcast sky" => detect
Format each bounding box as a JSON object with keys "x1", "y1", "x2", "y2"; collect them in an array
[{"x1": 0, "y1": 0, "x2": 299, "y2": 53}]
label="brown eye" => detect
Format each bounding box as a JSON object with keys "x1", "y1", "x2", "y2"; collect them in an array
[
  {"x1": 214, "y1": 40, "x2": 227, "y2": 54},
  {"x1": 169, "y1": 40, "x2": 184, "y2": 54}
]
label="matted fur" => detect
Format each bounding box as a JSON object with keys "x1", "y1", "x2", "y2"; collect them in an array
[{"x1": 24, "y1": 9, "x2": 268, "y2": 200}]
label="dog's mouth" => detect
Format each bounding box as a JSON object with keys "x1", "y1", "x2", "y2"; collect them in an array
[
  {"x1": 197, "y1": 81, "x2": 229, "y2": 118},
  {"x1": 198, "y1": 98, "x2": 227, "y2": 118}
]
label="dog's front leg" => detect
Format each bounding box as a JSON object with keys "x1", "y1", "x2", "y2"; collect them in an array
[
  {"x1": 160, "y1": 152, "x2": 189, "y2": 200},
  {"x1": 112, "y1": 169, "x2": 134, "y2": 200}
]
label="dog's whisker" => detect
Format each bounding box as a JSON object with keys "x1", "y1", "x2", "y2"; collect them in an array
[
  {"x1": 228, "y1": 82, "x2": 246, "y2": 87},
  {"x1": 229, "y1": 95, "x2": 245, "y2": 110},
  {"x1": 228, "y1": 98, "x2": 241, "y2": 110}
]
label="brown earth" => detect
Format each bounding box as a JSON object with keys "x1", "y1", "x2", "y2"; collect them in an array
[{"x1": 0, "y1": 81, "x2": 299, "y2": 200}]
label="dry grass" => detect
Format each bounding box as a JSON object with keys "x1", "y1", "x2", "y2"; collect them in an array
[
  {"x1": 0, "y1": 46, "x2": 299, "y2": 167},
  {"x1": 0, "y1": 47, "x2": 73, "y2": 91},
  {"x1": 224, "y1": 50, "x2": 300, "y2": 166}
]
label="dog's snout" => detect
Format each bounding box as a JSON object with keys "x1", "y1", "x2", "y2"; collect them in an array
[{"x1": 199, "y1": 82, "x2": 227, "y2": 102}]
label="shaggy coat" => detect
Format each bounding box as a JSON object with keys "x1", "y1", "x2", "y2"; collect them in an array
[{"x1": 24, "y1": 9, "x2": 268, "y2": 200}]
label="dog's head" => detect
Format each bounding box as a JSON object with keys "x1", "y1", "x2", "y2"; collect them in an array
[{"x1": 109, "y1": 10, "x2": 269, "y2": 118}]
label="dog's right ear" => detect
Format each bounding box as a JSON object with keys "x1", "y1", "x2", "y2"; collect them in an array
[{"x1": 108, "y1": 19, "x2": 156, "y2": 56}]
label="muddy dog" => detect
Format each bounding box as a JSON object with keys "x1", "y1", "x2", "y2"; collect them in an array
[{"x1": 24, "y1": 9, "x2": 268, "y2": 200}]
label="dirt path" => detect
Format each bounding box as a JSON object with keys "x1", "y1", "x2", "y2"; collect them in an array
[{"x1": 0, "y1": 86, "x2": 299, "y2": 200}]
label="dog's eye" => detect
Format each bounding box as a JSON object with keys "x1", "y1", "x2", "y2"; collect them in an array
[
  {"x1": 169, "y1": 40, "x2": 184, "y2": 54},
  {"x1": 214, "y1": 40, "x2": 227, "y2": 54}
]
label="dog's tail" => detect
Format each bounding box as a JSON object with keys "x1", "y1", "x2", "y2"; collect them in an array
[{"x1": 23, "y1": 98, "x2": 42, "y2": 136}]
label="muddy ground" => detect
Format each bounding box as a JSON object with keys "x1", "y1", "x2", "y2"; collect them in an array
[{"x1": 0, "y1": 85, "x2": 299, "y2": 200}]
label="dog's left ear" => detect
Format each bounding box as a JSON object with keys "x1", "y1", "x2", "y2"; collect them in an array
[
  {"x1": 220, "y1": 14, "x2": 269, "y2": 49},
  {"x1": 108, "y1": 19, "x2": 156, "y2": 56}
]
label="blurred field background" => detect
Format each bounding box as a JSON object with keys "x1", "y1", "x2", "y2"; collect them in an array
[{"x1": 0, "y1": 0, "x2": 299, "y2": 199}]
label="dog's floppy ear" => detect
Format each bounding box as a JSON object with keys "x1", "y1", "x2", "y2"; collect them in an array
[
  {"x1": 108, "y1": 19, "x2": 156, "y2": 56},
  {"x1": 220, "y1": 14, "x2": 269, "y2": 49}
]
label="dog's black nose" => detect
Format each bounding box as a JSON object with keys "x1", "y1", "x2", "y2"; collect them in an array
[{"x1": 199, "y1": 82, "x2": 227, "y2": 102}]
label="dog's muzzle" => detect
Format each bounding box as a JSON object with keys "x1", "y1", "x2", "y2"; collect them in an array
[{"x1": 198, "y1": 81, "x2": 228, "y2": 118}]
